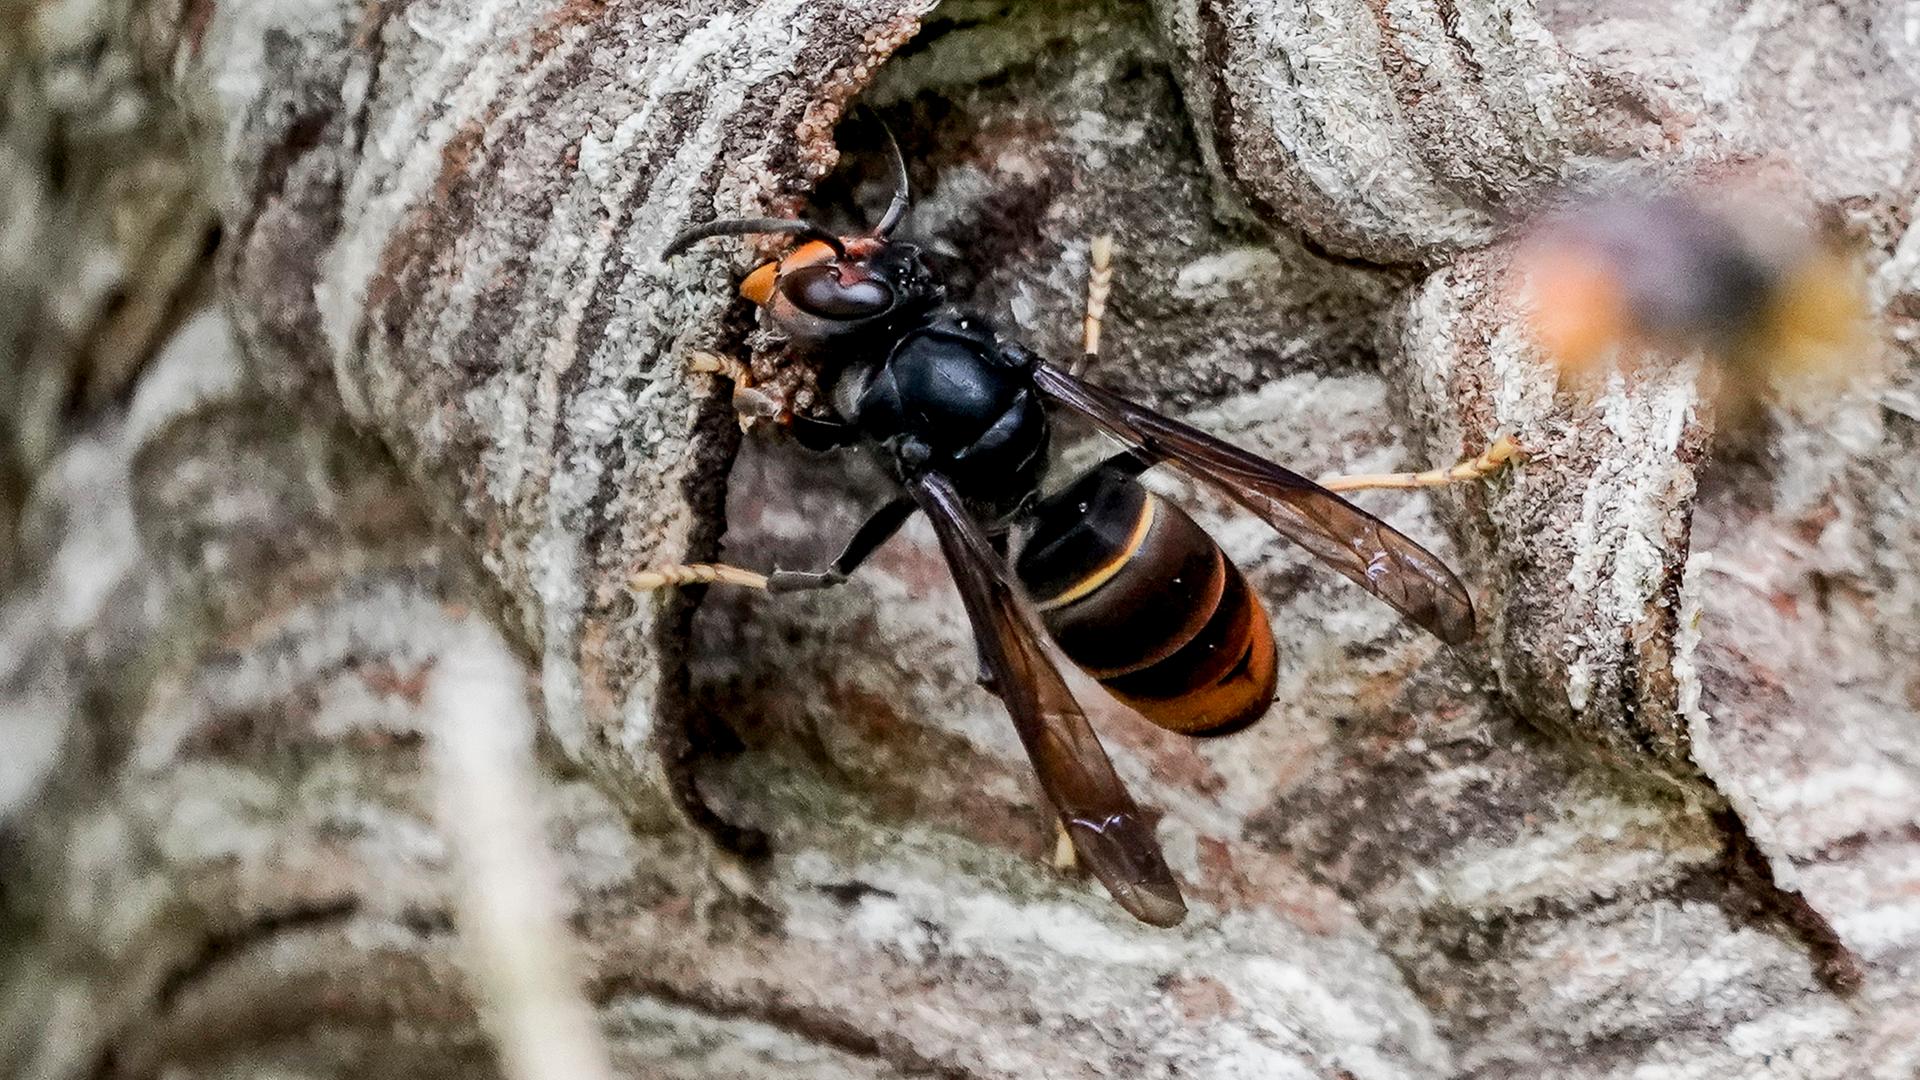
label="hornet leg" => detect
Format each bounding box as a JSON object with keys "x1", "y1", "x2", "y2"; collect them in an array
[
  {"x1": 629, "y1": 497, "x2": 915, "y2": 595},
  {"x1": 688, "y1": 350, "x2": 782, "y2": 430},
  {"x1": 1053, "y1": 819, "x2": 1081, "y2": 873},
  {"x1": 1067, "y1": 234, "x2": 1114, "y2": 378},
  {"x1": 1318, "y1": 434, "x2": 1526, "y2": 493},
  {"x1": 689, "y1": 350, "x2": 862, "y2": 450}
]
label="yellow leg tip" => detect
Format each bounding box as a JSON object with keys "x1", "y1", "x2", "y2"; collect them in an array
[
  {"x1": 1485, "y1": 433, "x2": 1527, "y2": 464},
  {"x1": 628, "y1": 563, "x2": 771, "y2": 592},
  {"x1": 1078, "y1": 234, "x2": 1117, "y2": 373},
  {"x1": 1052, "y1": 820, "x2": 1080, "y2": 873},
  {"x1": 1319, "y1": 434, "x2": 1527, "y2": 493},
  {"x1": 687, "y1": 350, "x2": 753, "y2": 384}
]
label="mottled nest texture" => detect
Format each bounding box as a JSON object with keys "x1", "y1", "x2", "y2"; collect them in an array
[{"x1": 4, "y1": 0, "x2": 1920, "y2": 1078}]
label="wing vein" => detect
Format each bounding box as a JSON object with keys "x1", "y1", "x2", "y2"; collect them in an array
[{"x1": 1033, "y1": 362, "x2": 1475, "y2": 644}]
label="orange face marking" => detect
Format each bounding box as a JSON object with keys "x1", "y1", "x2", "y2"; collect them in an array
[
  {"x1": 780, "y1": 240, "x2": 838, "y2": 273},
  {"x1": 741, "y1": 240, "x2": 841, "y2": 307},
  {"x1": 740, "y1": 262, "x2": 778, "y2": 305}
]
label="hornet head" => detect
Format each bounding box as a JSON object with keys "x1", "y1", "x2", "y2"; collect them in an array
[{"x1": 664, "y1": 117, "x2": 942, "y2": 346}]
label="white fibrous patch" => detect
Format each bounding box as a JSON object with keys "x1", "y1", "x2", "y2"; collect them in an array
[
  {"x1": 1063, "y1": 107, "x2": 1147, "y2": 172},
  {"x1": 567, "y1": 384, "x2": 638, "y2": 449},
  {"x1": 476, "y1": 374, "x2": 533, "y2": 506},
  {"x1": 1423, "y1": 795, "x2": 1720, "y2": 914},
  {"x1": 125, "y1": 311, "x2": 246, "y2": 445},
  {"x1": 1765, "y1": 761, "x2": 1920, "y2": 817},
  {"x1": 1487, "y1": 323, "x2": 1557, "y2": 436},
  {"x1": 1613, "y1": 374, "x2": 1696, "y2": 612},
  {"x1": 1560, "y1": 362, "x2": 1704, "y2": 712},
  {"x1": 1723, "y1": 1000, "x2": 1856, "y2": 1061},
  {"x1": 1007, "y1": 281, "x2": 1039, "y2": 331},
  {"x1": 1399, "y1": 269, "x2": 1460, "y2": 427},
  {"x1": 1172, "y1": 246, "x2": 1287, "y2": 301},
  {"x1": 1672, "y1": 548, "x2": 1713, "y2": 732},
  {"x1": 38, "y1": 436, "x2": 137, "y2": 635},
  {"x1": 0, "y1": 650, "x2": 70, "y2": 819},
  {"x1": 530, "y1": 525, "x2": 588, "y2": 715},
  {"x1": 1237, "y1": 957, "x2": 1381, "y2": 1044},
  {"x1": 613, "y1": 530, "x2": 696, "y2": 728},
  {"x1": 551, "y1": 785, "x2": 645, "y2": 891},
  {"x1": 947, "y1": 889, "x2": 1187, "y2": 968},
  {"x1": 1565, "y1": 660, "x2": 1592, "y2": 713},
  {"x1": 1830, "y1": 894, "x2": 1920, "y2": 954}
]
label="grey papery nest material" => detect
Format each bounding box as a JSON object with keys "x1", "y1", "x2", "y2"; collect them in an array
[{"x1": 3, "y1": 1, "x2": 1919, "y2": 1078}]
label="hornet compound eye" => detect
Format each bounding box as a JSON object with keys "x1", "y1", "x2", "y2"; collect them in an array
[{"x1": 780, "y1": 263, "x2": 894, "y2": 319}]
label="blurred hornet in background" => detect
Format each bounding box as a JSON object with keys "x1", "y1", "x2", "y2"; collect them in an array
[
  {"x1": 643, "y1": 123, "x2": 1515, "y2": 927},
  {"x1": 1514, "y1": 188, "x2": 1872, "y2": 408}
]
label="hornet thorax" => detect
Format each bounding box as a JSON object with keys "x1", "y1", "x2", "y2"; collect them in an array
[{"x1": 825, "y1": 309, "x2": 1050, "y2": 522}]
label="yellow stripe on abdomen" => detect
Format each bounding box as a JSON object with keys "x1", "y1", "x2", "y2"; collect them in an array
[{"x1": 1033, "y1": 497, "x2": 1154, "y2": 611}]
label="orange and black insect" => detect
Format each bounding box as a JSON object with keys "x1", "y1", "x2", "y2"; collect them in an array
[
  {"x1": 1017, "y1": 460, "x2": 1278, "y2": 738},
  {"x1": 656, "y1": 123, "x2": 1477, "y2": 927},
  {"x1": 1515, "y1": 191, "x2": 1868, "y2": 388}
]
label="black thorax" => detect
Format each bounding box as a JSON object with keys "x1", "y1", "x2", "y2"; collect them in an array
[{"x1": 825, "y1": 308, "x2": 1050, "y2": 522}]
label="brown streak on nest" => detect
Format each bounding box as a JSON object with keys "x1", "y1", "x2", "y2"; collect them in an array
[
  {"x1": 1430, "y1": 0, "x2": 1486, "y2": 84},
  {"x1": 588, "y1": 968, "x2": 976, "y2": 1080},
  {"x1": 1707, "y1": 808, "x2": 1865, "y2": 994},
  {"x1": 1627, "y1": 516, "x2": 1698, "y2": 762},
  {"x1": 530, "y1": 0, "x2": 611, "y2": 57},
  {"x1": 155, "y1": 898, "x2": 363, "y2": 1011},
  {"x1": 361, "y1": 111, "x2": 493, "y2": 362},
  {"x1": 1806, "y1": 822, "x2": 1920, "y2": 863},
  {"x1": 357, "y1": 657, "x2": 438, "y2": 706},
  {"x1": 182, "y1": 0, "x2": 220, "y2": 60},
  {"x1": 241, "y1": 110, "x2": 336, "y2": 245},
  {"x1": 1358, "y1": 0, "x2": 1424, "y2": 111}
]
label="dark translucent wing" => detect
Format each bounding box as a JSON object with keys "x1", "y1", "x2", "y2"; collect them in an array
[
  {"x1": 1034, "y1": 362, "x2": 1475, "y2": 644},
  {"x1": 909, "y1": 472, "x2": 1187, "y2": 927}
]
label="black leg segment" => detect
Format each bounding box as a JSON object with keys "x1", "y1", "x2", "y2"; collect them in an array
[{"x1": 766, "y1": 497, "x2": 917, "y2": 593}]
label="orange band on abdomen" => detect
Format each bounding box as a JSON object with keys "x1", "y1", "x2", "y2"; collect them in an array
[{"x1": 1101, "y1": 563, "x2": 1278, "y2": 737}]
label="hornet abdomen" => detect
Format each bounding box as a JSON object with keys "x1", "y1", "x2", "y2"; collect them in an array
[{"x1": 1015, "y1": 466, "x2": 1278, "y2": 737}]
